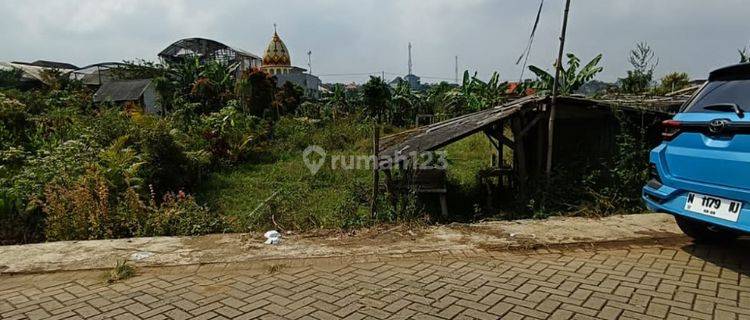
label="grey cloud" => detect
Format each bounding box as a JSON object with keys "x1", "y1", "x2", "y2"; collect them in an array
[{"x1": 0, "y1": 0, "x2": 747, "y2": 83}]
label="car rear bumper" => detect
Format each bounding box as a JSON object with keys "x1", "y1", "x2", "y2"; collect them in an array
[{"x1": 643, "y1": 184, "x2": 750, "y2": 234}]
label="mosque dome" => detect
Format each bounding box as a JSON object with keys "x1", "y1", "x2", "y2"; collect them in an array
[{"x1": 262, "y1": 31, "x2": 291, "y2": 67}]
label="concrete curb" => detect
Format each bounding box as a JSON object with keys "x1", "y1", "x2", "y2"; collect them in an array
[{"x1": 0, "y1": 213, "x2": 683, "y2": 274}]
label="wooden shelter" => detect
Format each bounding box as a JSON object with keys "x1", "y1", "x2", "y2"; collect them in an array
[{"x1": 378, "y1": 94, "x2": 687, "y2": 211}]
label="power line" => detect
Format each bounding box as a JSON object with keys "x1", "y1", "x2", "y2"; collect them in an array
[
  {"x1": 317, "y1": 72, "x2": 383, "y2": 76},
  {"x1": 517, "y1": 0, "x2": 545, "y2": 82},
  {"x1": 418, "y1": 75, "x2": 457, "y2": 81},
  {"x1": 318, "y1": 71, "x2": 456, "y2": 82}
]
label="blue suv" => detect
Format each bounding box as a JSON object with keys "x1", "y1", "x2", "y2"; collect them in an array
[{"x1": 643, "y1": 63, "x2": 750, "y2": 242}]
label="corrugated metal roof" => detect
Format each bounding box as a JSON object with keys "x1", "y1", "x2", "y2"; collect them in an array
[
  {"x1": 159, "y1": 38, "x2": 261, "y2": 62},
  {"x1": 0, "y1": 61, "x2": 74, "y2": 85},
  {"x1": 378, "y1": 94, "x2": 684, "y2": 160},
  {"x1": 29, "y1": 60, "x2": 78, "y2": 70},
  {"x1": 379, "y1": 95, "x2": 542, "y2": 157},
  {"x1": 93, "y1": 79, "x2": 152, "y2": 103}
]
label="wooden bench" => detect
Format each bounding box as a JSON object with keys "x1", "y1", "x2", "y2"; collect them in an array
[{"x1": 405, "y1": 169, "x2": 449, "y2": 217}]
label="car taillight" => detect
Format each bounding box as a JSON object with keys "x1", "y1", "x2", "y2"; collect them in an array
[
  {"x1": 661, "y1": 120, "x2": 682, "y2": 141},
  {"x1": 647, "y1": 163, "x2": 663, "y2": 189}
]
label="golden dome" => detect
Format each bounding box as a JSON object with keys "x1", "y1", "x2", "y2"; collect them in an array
[{"x1": 262, "y1": 31, "x2": 291, "y2": 67}]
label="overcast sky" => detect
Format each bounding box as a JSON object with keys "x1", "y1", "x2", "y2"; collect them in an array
[{"x1": 1, "y1": 0, "x2": 748, "y2": 84}]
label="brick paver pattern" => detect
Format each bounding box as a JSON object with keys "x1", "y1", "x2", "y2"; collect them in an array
[{"x1": 2, "y1": 241, "x2": 750, "y2": 319}]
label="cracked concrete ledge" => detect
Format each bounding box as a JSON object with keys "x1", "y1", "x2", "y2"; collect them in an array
[{"x1": 0, "y1": 213, "x2": 684, "y2": 274}]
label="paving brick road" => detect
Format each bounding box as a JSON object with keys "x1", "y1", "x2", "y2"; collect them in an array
[{"x1": 2, "y1": 238, "x2": 750, "y2": 320}]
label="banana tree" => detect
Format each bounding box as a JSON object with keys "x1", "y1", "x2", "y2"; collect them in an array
[
  {"x1": 528, "y1": 53, "x2": 603, "y2": 95},
  {"x1": 322, "y1": 84, "x2": 349, "y2": 120},
  {"x1": 445, "y1": 71, "x2": 509, "y2": 116},
  {"x1": 390, "y1": 81, "x2": 423, "y2": 126}
]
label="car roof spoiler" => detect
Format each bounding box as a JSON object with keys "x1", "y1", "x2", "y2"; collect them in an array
[{"x1": 709, "y1": 63, "x2": 750, "y2": 81}]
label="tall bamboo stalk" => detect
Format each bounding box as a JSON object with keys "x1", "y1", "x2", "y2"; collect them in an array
[{"x1": 545, "y1": 0, "x2": 572, "y2": 179}]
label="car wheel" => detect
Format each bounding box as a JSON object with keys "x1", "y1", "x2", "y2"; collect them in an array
[{"x1": 674, "y1": 215, "x2": 738, "y2": 243}]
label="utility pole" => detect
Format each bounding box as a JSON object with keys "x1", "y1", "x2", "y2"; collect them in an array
[
  {"x1": 545, "y1": 0, "x2": 572, "y2": 179},
  {"x1": 307, "y1": 51, "x2": 312, "y2": 75},
  {"x1": 408, "y1": 42, "x2": 413, "y2": 75},
  {"x1": 455, "y1": 55, "x2": 459, "y2": 84}
]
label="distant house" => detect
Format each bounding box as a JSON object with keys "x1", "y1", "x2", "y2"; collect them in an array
[
  {"x1": 389, "y1": 74, "x2": 422, "y2": 90},
  {"x1": 71, "y1": 62, "x2": 128, "y2": 87},
  {"x1": 93, "y1": 79, "x2": 159, "y2": 114}
]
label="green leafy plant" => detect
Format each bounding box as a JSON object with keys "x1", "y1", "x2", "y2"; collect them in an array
[
  {"x1": 362, "y1": 76, "x2": 391, "y2": 118},
  {"x1": 322, "y1": 84, "x2": 351, "y2": 119},
  {"x1": 0, "y1": 69, "x2": 22, "y2": 89},
  {"x1": 274, "y1": 82, "x2": 304, "y2": 115},
  {"x1": 656, "y1": 72, "x2": 690, "y2": 95},
  {"x1": 104, "y1": 259, "x2": 135, "y2": 284},
  {"x1": 200, "y1": 104, "x2": 264, "y2": 163},
  {"x1": 389, "y1": 80, "x2": 422, "y2": 126},
  {"x1": 527, "y1": 53, "x2": 603, "y2": 95},
  {"x1": 236, "y1": 68, "x2": 277, "y2": 117},
  {"x1": 619, "y1": 42, "x2": 658, "y2": 94},
  {"x1": 445, "y1": 71, "x2": 509, "y2": 115}
]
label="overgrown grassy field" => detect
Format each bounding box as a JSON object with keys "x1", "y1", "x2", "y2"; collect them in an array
[
  {"x1": 0, "y1": 58, "x2": 652, "y2": 244},
  {"x1": 198, "y1": 155, "x2": 372, "y2": 231},
  {"x1": 198, "y1": 127, "x2": 508, "y2": 230},
  {"x1": 198, "y1": 117, "x2": 378, "y2": 231}
]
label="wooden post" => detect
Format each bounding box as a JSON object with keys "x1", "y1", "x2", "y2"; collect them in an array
[
  {"x1": 371, "y1": 113, "x2": 380, "y2": 219},
  {"x1": 496, "y1": 121, "x2": 504, "y2": 197},
  {"x1": 496, "y1": 122, "x2": 504, "y2": 168},
  {"x1": 537, "y1": 105, "x2": 546, "y2": 175},
  {"x1": 512, "y1": 116, "x2": 529, "y2": 202},
  {"x1": 545, "y1": 0, "x2": 572, "y2": 179}
]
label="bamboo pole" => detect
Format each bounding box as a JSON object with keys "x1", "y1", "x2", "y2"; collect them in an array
[{"x1": 545, "y1": 0, "x2": 572, "y2": 179}]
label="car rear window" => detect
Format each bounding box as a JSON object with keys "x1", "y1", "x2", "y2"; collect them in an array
[{"x1": 683, "y1": 79, "x2": 750, "y2": 113}]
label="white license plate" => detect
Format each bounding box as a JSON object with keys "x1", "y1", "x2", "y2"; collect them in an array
[{"x1": 684, "y1": 192, "x2": 742, "y2": 222}]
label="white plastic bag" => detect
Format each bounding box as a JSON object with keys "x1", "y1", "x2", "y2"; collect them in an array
[{"x1": 264, "y1": 230, "x2": 282, "y2": 245}]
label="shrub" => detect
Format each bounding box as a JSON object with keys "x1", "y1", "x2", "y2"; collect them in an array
[
  {"x1": 200, "y1": 104, "x2": 266, "y2": 164},
  {"x1": 295, "y1": 101, "x2": 319, "y2": 118},
  {"x1": 150, "y1": 191, "x2": 224, "y2": 236},
  {"x1": 130, "y1": 117, "x2": 195, "y2": 193},
  {"x1": 0, "y1": 69, "x2": 22, "y2": 89},
  {"x1": 42, "y1": 167, "x2": 223, "y2": 241},
  {"x1": 43, "y1": 168, "x2": 117, "y2": 241},
  {"x1": 654, "y1": 72, "x2": 690, "y2": 95},
  {"x1": 237, "y1": 69, "x2": 276, "y2": 117},
  {"x1": 619, "y1": 42, "x2": 658, "y2": 94},
  {"x1": 0, "y1": 94, "x2": 31, "y2": 146},
  {"x1": 0, "y1": 188, "x2": 42, "y2": 244},
  {"x1": 274, "y1": 82, "x2": 304, "y2": 115},
  {"x1": 11, "y1": 140, "x2": 97, "y2": 202}
]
